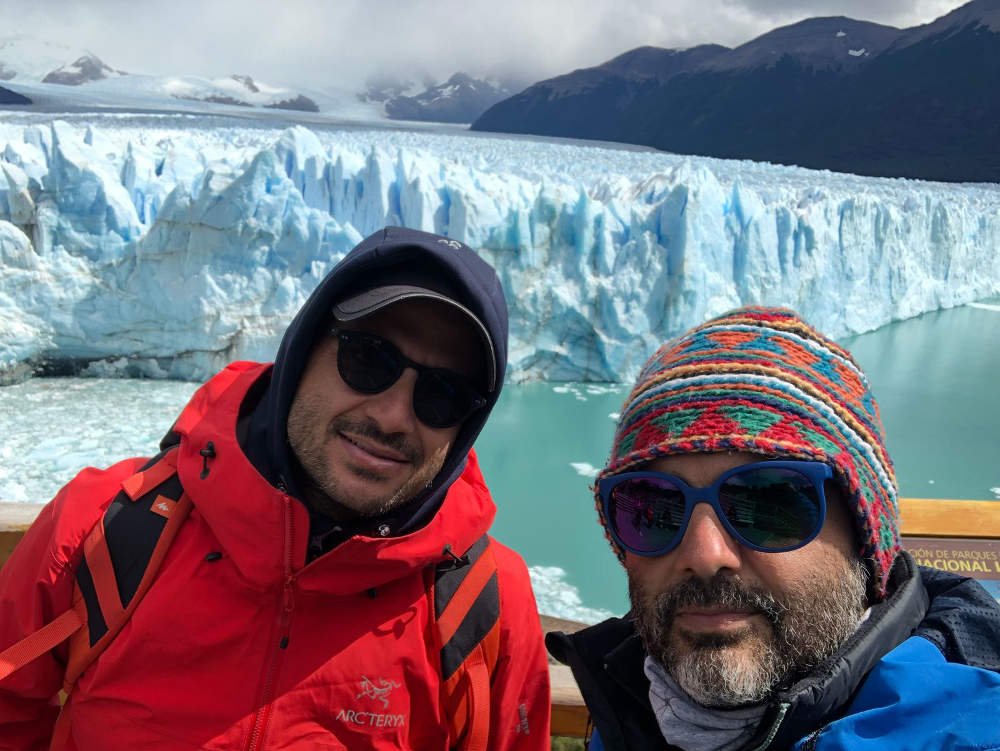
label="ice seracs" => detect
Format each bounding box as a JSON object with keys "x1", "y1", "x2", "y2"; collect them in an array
[{"x1": 1, "y1": 119, "x2": 999, "y2": 385}]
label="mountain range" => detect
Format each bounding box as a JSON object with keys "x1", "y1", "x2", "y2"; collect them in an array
[
  {"x1": 0, "y1": 35, "x2": 520, "y2": 124},
  {"x1": 359, "y1": 71, "x2": 526, "y2": 123},
  {"x1": 0, "y1": 37, "x2": 346, "y2": 117},
  {"x1": 41, "y1": 53, "x2": 126, "y2": 85},
  {"x1": 383, "y1": 73, "x2": 522, "y2": 124},
  {"x1": 473, "y1": 0, "x2": 1000, "y2": 182}
]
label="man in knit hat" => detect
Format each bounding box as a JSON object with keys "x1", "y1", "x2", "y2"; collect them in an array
[{"x1": 548, "y1": 306, "x2": 1000, "y2": 751}]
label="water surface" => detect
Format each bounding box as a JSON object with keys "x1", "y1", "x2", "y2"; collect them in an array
[{"x1": 3, "y1": 301, "x2": 998, "y2": 616}]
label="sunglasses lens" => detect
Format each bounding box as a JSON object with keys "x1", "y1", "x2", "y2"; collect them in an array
[
  {"x1": 720, "y1": 467, "x2": 822, "y2": 550},
  {"x1": 336, "y1": 334, "x2": 400, "y2": 393},
  {"x1": 413, "y1": 371, "x2": 477, "y2": 428},
  {"x1": 334, "y1": 329, "x2": 484, "y2": 429},
  {"x1": 608, "y1": 476, "x2": 687, "y2": 554}
]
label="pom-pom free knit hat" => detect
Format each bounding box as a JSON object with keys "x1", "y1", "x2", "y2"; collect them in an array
[{"x1": 597, "y1": 306, "x2": 900, "y2": 599}]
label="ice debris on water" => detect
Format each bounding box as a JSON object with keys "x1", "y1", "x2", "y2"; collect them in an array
[{"x1": 529, "y1": 566, "x2": 618, "y2": 624}]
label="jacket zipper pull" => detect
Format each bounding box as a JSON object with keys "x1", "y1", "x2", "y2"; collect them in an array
[
  {"x1": 440, "y1": 544, "x2": 470, "y2": 570},
  {"x1": 280, "y1": 576, "x2": 295, "y2": 649},
  {"x1": 199, "y1": 441, "x2": 216, "y2": 479}
]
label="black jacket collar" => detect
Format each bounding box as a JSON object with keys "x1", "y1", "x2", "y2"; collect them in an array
[{"x1": 756, "y1": 553, "x2": 928, "y2": 749}]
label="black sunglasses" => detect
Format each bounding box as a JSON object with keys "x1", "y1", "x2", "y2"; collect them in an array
[
  {"x1": 599, "y1": 460, "x2": 832, "y2": 556},
  {"x1": 330, "y1": 328, "x2": 486, "y2": 429}
]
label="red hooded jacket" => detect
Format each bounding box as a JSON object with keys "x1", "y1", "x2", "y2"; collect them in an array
[{"x1": 0, "y1": 362, "x2": 551, "y2": 750}]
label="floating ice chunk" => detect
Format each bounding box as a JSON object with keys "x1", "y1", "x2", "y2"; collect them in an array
[
  {"x1": 969, "y1": 303, "x2": 1000, "y2": 312},
  {"x1": 528, "y1": 565, "x2": 617, "y2": 623},
  {"x1": 848, "y1": 48, "x2": 867, "y2": 57},
  {"x1": 0, "y1": 480, "x2": 28, "y2": 503},
  {"x1": 585, "y1": 385, "x2": 621, "y2": 395}
]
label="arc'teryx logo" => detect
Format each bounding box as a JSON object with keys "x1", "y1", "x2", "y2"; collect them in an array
[
  {"x1": 337, "y1": 675, "x2": 407, "y2": 730},
  {"x1": 437, "y1": 239, "x2": 462, "y2": 249},
  {"x1": 356, "y1": 675, "x2": 401, "y2": 708}
]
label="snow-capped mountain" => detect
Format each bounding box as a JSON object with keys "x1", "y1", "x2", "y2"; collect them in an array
[
  {"x1": 0, "y1": 35, "x2": 379, "y2": 120},
  {"x1": 160, "y1": 73, "x2": 319, "y2": 112},
  {"x1": 358, "y1": 71, "x2": 437, "y2": 104},
  {"x1": 383, "y1": 72, "x2": 525, "y2": 124},
  {"x1": 0, "y1": 36, "x2": 84, "y2": 82},
  {"x1": 42, "y1": 53, "x2": 126, "y2": 85}
]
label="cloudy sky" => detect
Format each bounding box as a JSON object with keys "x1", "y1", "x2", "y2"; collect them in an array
[{"x1": 0, "y1": 0, "x2": 966, "y2": 90}]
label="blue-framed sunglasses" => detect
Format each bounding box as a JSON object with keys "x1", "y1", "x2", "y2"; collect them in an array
[{"x1": 598, "y1": 460, "x2": 833, "y2": 556}]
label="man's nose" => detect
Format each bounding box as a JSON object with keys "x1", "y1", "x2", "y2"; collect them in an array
[
  {"x1": 365, "y1": 369, "x2": 419, "y2": 433},
  {"x1": 670, "y1": 503, "x2": 743, "y2": 579}
]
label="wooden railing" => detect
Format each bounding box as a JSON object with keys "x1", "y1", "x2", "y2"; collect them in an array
[{"x1": 2, "y1": 497, "x2": 998, "y2": 739}]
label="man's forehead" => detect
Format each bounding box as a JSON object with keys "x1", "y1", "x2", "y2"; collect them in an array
[{"x1": 645, "y1": 451, "x2": 766, "y2": 482}]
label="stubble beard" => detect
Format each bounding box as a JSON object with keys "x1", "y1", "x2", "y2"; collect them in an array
[
  {"x1": 287, "y1": 396, "x2": 447, "y2": 521},
  {"x1": 629, "y1": 557, "x2": 868, "y2": 708}
]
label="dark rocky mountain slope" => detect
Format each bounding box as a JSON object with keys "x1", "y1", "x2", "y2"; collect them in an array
[{"x1": 474, "y1": 1, "x2": 1000, "y2": 182}]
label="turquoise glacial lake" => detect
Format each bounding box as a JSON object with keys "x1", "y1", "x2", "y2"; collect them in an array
[
  {"x1": 477, "y1": 300, "x2": 1000, "y2": 614},
  {"x1": 2, "y1": 301, "x2": 998, "y2": 616}
]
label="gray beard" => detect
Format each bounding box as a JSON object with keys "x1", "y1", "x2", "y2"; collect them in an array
[{"x1": 630, "y1": 558, "x2": 868, "y2": 708}]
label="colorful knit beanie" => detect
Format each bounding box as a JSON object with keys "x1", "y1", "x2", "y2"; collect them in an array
[{"x1": 597, "y1": 306, "x2": 900, "y2": 599}]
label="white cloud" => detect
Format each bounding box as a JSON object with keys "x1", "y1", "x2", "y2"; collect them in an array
[{"x1": 0, "y1": 0, "x2": 969, "y2": 90}]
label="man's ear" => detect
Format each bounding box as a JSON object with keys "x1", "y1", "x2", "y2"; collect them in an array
[
  {"x1": 826, "y1": 479, "x2": 878, "y2": 604},
  {"x1": 824, "y1": 480, "x2": 863, "y2": 544}
]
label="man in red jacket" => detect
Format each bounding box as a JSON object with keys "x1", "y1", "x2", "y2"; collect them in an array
[{"x1": 0, "y1": 227, "x2": 550, "y2": 750}]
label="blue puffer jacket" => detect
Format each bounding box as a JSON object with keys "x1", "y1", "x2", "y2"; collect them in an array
[
  {"x1": 547, "y1": 553, "x2": 1000, "y2": 751},
  {"x1": 800, "y1": 635, "x2": 1000, "y2": 750}
]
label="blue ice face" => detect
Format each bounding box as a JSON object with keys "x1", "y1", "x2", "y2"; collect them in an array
[{"x1": 2, "y1": 117, "x2": 999, "y2": 386}]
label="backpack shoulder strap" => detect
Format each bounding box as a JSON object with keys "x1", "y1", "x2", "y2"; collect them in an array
[
  {"x1": 0, "y1": 447, "x2": 192, "y2": 691},
  {"x1": 65, "y1": 445, "x2": 192, "y2": 690},
  {"x1": 432, "y1": 533, "x2": 502, "y2": 751}
]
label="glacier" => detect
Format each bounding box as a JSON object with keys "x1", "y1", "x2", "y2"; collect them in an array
[{"x1": 2, "y1": 114, "x2": 999, "y2": 384}]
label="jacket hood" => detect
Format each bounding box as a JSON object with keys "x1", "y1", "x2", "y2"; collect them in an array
[
  {"x1": 172, "y1": 362, "x2": 497, "y2": 593},
  {"x1": 244, "y1": 226, "x2": 508, "y2": 536}
]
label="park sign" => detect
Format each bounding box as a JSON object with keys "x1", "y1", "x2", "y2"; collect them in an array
[
  {"x1": 900, "y1": 497, "x2": 1000, "y2": 602},
  {"x1": 904, "y1": 537, "x2": 1000, "y2": 600}
]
